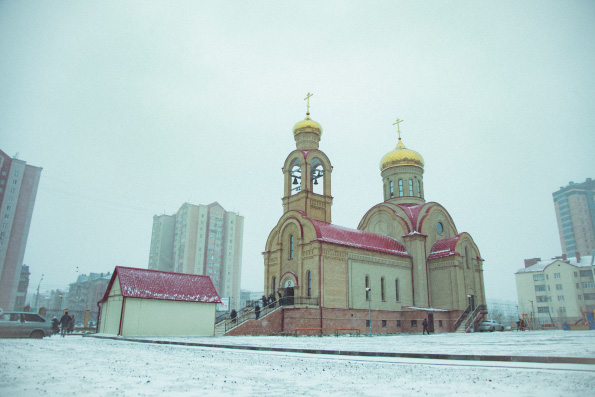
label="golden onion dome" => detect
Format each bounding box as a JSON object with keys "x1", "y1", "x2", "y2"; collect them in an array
[
  {"x1": 293, "y1": 114, "x2": 322, "y2": 137},
  {"x1": 380, "y1": 138, "x2": 424, "y2": 172}
]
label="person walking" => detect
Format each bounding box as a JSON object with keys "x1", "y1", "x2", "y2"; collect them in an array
[
  {"x1": 59, "y1": 311, "x2": 71, "y2": 337},
  {"x1": 254, "y1": 304, "x2": 260, "y2": 320},
  {"x1": 422, "y1": 318, "x2": 429, "y2": 335},
  {"x1": 230, "y1": 309, "x2": 237, "y2": 324}
]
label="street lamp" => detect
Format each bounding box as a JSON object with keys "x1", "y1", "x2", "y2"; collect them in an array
[
  {"x1": 366, "y1": 287, "x2": 372, "y2": 336},
  {"x1": 467, "y1": 293, "x2": 475, "y2": 333},
  {"x1": 34, "y1": 274, "x2": 44, "y2": 311},
  {"x1": 529, "y1": 299, "x2": 534, "y2": 330}
]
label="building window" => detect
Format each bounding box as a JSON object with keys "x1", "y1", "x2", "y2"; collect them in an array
[
  {"x1": 307, "y1": 271, "x2": 312, "y2": 297},
  {"x1": 411, "y1": 320, "x2": 417, "y2": 328},
  {"x1": 272, "y1": 276, "x2": 276, "y2": 293},
  {"x1": 417, "y1": 180, "x2": 421, "y2": 197},
  {"x1": 408, "y1": 179, "x2": 413, "y2": 196},
  {"x1": 584, "y1": 293, "x2": 595, "y2": 300},
  {"x1": 556, "y1": 284, "x2": 563, "y2": 290},
  {"x1": 438, "y1": 320, "x2": 443, "y2": 327},
  {"x1": 289, "y1": 235, "x2": 294, "y2": 259},
  {"x1": 389, "y1": 181, "x2": 394, "y2": 198},
  {"x1": 537, "y1": 307, "x2": 550, "y2": 313},
  {"x1": 398, "y1": 180, "x2": 403, "y2": 197},
  {"x1": 465, "y1": 247, "x2": 470, "y2": 269},
  {"x1": 365, "y1": 276, "x2": 370, "y2": 301},
  {"x1": 578, "y1": 295, "x2": 583, "y2": 300},
  {"x1": 554, "y1": 273, "x2": 561, "y2": 279},
  {"x1": 395, "y1": 278, "x2": 400, "y2": 301},
  {"x1": 396, "y1": 320, "x2": 401, "y2": 327},
  {"x1": 366, "y1": 320, "x2": 370, "y2": 327},
  {"x1": 535, "y1": 285, "x2": 546, "y2": 292},
  {"x1": 381, "y1": 277, "x2": 385, "y2": 301},
  {"x1": 580, "y1": 270, "x2": 593, "y2": 278},
  {"x1": 559, "y1": 307, "x2": 566, "y2": 313},
  {"x1": 558, "y1": 295, "x2": 565, "y2": 302},
  {"x1": 382, "y1": 320, "x2": 387, "y2": 327},
  {"x1": 533, "y1": 274, "x2": 545, "y2": 282},
  {"x1": 574, "y1": 272, "x2": 578, "y2": 277}
]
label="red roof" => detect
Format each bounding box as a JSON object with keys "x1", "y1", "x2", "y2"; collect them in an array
[
  {"x1": 308, "y1": 217, "x2": 410, "y2": 257},
  {"x1": 427, "y1": 234, "x2": 463, "y2": 260},
  {"x1": 99, "y1": 267, "x2": 221, "y2": 304}
]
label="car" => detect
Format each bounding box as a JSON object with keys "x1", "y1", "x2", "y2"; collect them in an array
[
  {"x1": 0, "y1": 311, "x2": 53, "y2": 338},
  {"x1": 477, "y1": 320, "x2": 504, "y2": 332}
]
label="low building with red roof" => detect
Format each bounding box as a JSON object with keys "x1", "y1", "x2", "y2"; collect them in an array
[{"x1": 98, "y1": 266, "x2": 221, "y2": 337}]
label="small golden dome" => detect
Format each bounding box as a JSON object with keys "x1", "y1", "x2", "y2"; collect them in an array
[
  {"x1": 380, "y1": 139, "x2": 424, "y2": 172},
  {"x1": 293, "y1": 114, "x2": 322, "y2": 137}
]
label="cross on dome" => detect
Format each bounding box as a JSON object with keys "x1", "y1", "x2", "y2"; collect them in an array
[
  {"x1": 392, "y1": 118, "x2": 404, "y2": 140},
  {"x1": 304, "y1": 92, "x2": 313, "y2": 115}
]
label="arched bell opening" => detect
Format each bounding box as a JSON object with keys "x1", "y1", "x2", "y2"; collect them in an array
[
  {"x1": 290, "y1": 159, "x2": 302, "y2": 196},
  {"x1": 310, "y1": 159, "x2": 324, "y2": 195}
]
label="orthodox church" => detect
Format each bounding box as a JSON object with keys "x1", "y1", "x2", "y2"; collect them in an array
[{"x1": 234, "y1": 97, "x2": 486, "y2": 335}]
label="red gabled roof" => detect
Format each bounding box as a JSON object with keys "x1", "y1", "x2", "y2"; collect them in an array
[
  {"x1": 427, "y1": 234, "x2": 463, "y2": 260},
  {"x1": 308, "y1": 218, "x2": 410, "y2": 257},
  {"x1": 99, "y1": 267, "x2": 221, "y2": 304}
]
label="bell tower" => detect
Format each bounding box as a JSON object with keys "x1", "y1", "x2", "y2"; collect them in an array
[{"x1": 281, "y1": 93, "x2": 333, "y2": 223}]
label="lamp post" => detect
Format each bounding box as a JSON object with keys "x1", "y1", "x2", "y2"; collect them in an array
[
  {"x1": 467, "y1": 293, "x2": 475, "y2": 333},
  {"x1": 366, "y1": 287, "x2": 372, "y2": 336},
  {"x1": 529, "y1": 299, "x2": 534, "y2": 330},
  {"x1": 34, "y1": 274, "x2": 44, "y2": 311}
]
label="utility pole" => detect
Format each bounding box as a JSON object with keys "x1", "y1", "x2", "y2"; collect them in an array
[{"x1": 366, "y1": 287, "x2": 372, "y2": 336}]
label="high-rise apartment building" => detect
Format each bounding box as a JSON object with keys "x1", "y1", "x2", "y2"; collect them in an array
[
  {"x1": 15, "y1": 264, "x2": 30, "y2": 310},
  {"x1": 148, "y1": 202, "x2": 244, "y2": 310},
  {"x1": 553, "y1": 178, "x2": 595, "y2": 257},
  {"x1": 0, "y1": 150, "x2": 42, "y2": 310}
]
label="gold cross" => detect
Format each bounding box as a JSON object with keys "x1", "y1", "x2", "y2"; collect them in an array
[
  {"x1": 393, "y1": 118, "x2": 404, "y2": 139},
  {"x1": 304, "y1": 92, "x2": 313, "y2": 114}
]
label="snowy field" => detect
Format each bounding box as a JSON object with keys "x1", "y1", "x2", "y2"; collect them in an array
[{"x1": 1, "y1": 331, "x2": 594, "y2": 396}]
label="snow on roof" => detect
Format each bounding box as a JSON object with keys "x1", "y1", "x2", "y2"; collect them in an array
[
  {"x1": 403, "y1": 306, "x2": 451, "y2": 312},
  {"x1": 427, "y1": 234, "x2": 463, "y2": 260},
  {"x1": 516, "y1": 255, "x2": 594, "y2": 274},
  {"x1": 99, "y1": 267, "x2": 221, "y2": 303},
  {"x1": 307, "y1": 217, "x2": 410, "y2": 257}
]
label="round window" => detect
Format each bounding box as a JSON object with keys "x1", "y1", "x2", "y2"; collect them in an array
[{"x1": 437, "y1": 222, "x2": 444, "y2": 235}]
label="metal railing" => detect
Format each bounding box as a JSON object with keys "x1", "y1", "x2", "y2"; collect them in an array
[
  {"x1": 453, "y1": 304, "x2": 472, "y2": 331},
  {"x1": 464, "y1": 304, "x2": 488, "y2": 331},
  {"x1": 223, "y1": 296, "x2": 319, "y2": 333}
]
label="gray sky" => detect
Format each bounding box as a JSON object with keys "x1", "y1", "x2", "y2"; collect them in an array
[{"x1": 2, "y1": 1, "x2": 594, "y2": 304}]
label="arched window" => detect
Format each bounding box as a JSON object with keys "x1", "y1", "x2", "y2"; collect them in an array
[
  {"x1": 307, "y1": 271, "x2": 312, "y2": 297},
  {"x1": 365, "y1": 275, "x2": 370, "y2": 301},
  {"x1": 290, "y1": 162, "x2": 301, "y2": 196},
  {"x1": 289, "y1": 235, "x2": 294, "y2": 259},
  {"x1": 398, "y1": 180, "x2": 404, "y2": 197},
  {"x1": 395, "y1": 279, "x2": 400, "y2": 301},
  {"x1": 381, "y1": 277, "x2": 385, "y2": 301},
  {"x1": 465, "y1": 247, "x2": 470, "y2": 269},
  {"x1": 272, "y1": 276, "x2": 277, "y2": 293},
  {"x1": 389, "y1": 181, "x2": 394, "y2": 198},
  {"x1": 417, "y1": 180, "x2": 421, "y2": 198},
  {"x1": 408, "y1": 179, "x2": 414, "y2": 196}
]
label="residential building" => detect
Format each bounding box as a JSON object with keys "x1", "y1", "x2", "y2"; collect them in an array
[
  {"x1": 553, "y1": 178, "x2": 595, "y2": 257},
  {"x1": 0, "y1": 150, "x2": 42, "y2": 310},
  {"x1": 229, "y1": 105, "x2": 487, "y2": 335},
  {"x1": 515, "y1": 253, "x2": 595, "y2": 327},
  {"x1": 148, "y1": 202, "x2": 244, "y2": 310},
  {"x1": 14, "y1": 265, "x2": 30, "y2": 310},
  {"x1": 66, "y1": 272, "x2": 111, "y2": 326}
]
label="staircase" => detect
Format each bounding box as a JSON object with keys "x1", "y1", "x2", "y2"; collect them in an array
[{"x1": 454, "y1": 304, "x2": 487, "y2": 333}]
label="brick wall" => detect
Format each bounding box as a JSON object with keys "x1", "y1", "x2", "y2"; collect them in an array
[{"x1": 226, "y1": 307, "x2": 462, "y2": 335}]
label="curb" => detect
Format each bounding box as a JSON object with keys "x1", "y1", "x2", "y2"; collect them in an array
[{"x1": 85, "y1": 334, "x2": 595, "y2": 365}]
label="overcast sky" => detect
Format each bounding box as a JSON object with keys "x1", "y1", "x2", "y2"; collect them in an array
[{"x1": 2, "y1": 1, "x2": 594, "y2": 304}]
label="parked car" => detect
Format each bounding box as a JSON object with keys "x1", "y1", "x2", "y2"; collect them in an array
[
  {"x1": 0, "y1": 311, "x2": 52, "y2": 338},
  {"x1": 478, "y1": 320, "x2": 504, "y2": 332}
]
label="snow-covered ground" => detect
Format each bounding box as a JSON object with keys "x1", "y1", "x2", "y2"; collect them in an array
[{"x1": 1, "y1": 331, "x2": 594, "y2": 396}]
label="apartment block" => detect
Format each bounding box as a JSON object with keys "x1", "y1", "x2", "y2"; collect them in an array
[
  {"x1": 0, "y1": 150, "x2": 42, "y2": 310},
  {"x1": 553, "y1": 178, "x2": 595, "y2": 256},
  {"x1": 148, "y1": 202, "x2": 243, "y2": 310}
]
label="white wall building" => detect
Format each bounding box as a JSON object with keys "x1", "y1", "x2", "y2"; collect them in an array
[{"x1": 515, "y1": 253, "x2": 595, "y2": 327}]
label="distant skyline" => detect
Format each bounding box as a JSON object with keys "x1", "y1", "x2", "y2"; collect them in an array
[{"x1": 2, "y1": 1, "x2": 594, "y2": 304}]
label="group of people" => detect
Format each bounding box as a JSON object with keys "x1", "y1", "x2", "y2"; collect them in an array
[{"x1": 51, "y1": 310, "x2": 75, "y2": 337}]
